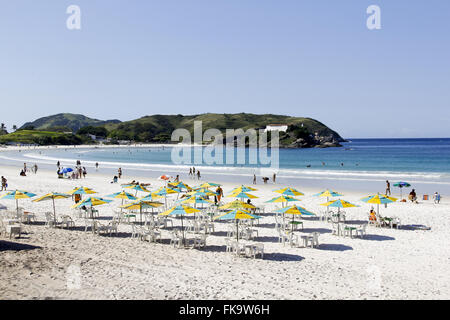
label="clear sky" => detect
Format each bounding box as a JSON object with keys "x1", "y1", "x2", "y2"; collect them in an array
[{"x1": 1, "y1": 0, "x2": 449, "y2": 138}]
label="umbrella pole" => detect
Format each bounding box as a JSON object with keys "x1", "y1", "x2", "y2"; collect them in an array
[
  {"x1": 236, "y1": 219, "x2": 239, "y2": 242},
  {"x1": 181, "y1": 215, "x2": 185, "y2": 247},
  {"x1": 53, "y1": 197, "x2": 56, "y2": 224},
  {"x1": 16, "y1": 199, "x2": 19, "y2": 215}
]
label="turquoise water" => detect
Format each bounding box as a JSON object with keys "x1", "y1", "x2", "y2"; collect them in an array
[{"x1": 1, "y1": 138, "x2": 450, "y2": 194}]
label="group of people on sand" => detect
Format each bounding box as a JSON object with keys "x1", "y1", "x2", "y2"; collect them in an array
[
  {"x1": 253, "y1": 172, "x2": 276, "y2": 185},
  {"x1": 188, "y1": 167, "x2": 201, "y2": 180},
  {"x1": 19, "y1": 163, "x2": 38, "y2": 177}
]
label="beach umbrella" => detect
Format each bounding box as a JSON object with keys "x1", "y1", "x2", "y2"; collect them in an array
[
  {"x1": 106, "y1": 191, "x2": 137, "y2": 201},
  {"x1": 153, "y1": 186, "x2": 181, "y2": 207},
  {"x1": 121, "y1": 200, "x2": 164, "y2": 224},
  {"x1": 273, "y1": 187, "x2": 305, "y2": 197},
  {"x1": 33, "y1": 192, "x2": 70, "y2": 223},
  {"x1": 159, "y1": 205, "x2": 200, "y2": 245},
  {"x1": 123, "y1": 184, "x2": 151, "y2": 196},
  {"x1": 168, "y1": 181, "x2": 192, "y2": 192},
  {"x1": 276, "y1": 205, "x2": 315, "y2": 232},
  {"x1": 320, "y1": 199, "x2": 359, "y2": 213},
  {"x1": 71, "y1": 197, "x2": 112, "y2": 209},
  {"x1": 198, "y1": 182, "x2": 221, "y2": 189},
  {"x1": 228, "y1": 191, "x2": 258, "y2": 201},
  {"x1": 139, "y1": 193, "x2": 162, "y2": 202},
  {"x1": 218, "y1": 199, "x2": 256, "y2": 210},
  {"x1": 0, "y1": 190, "x2": 37, "y2": 214},
  {"x1": 230, "y1": 185, "x2": 257, "y2": 194},
  {"x1": 188, "y1": 188, "x2": 217, "y2": 197},
  {"x1": 71, "y1": 197, "x2": 112, "y2": 219},
  {"x1": 393, "y1": 182, "x2": 411, "y2": 199},
  {"x1": 62, "y1": 168, "x2": 73, "y2": 174},
  {"x1": 106, "y1": 191, "x2": 138, "y2": 211},
  {"x1": 314, "y1": 189, "x2": 343, "y2": 212},
  {"x1": 214, "y1": 209, "x2": 262, "y2": 242},
  {"x1": 181, "y1": 195, "x2": 214, "y2": 208},
  {"x1": 67, "y1": 187, "x2": 97, "y2": 195},
  {"x1": 265, "y1": 195, "x2": 299, "y2": 207},
  {"x1": 361, "y1": 194, "x2": 397, "y2": 217}
]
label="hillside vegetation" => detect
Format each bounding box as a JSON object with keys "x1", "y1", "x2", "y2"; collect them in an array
[
  {"x1": 7, "y1": 113, "x2": 344, "y2": 147},
  {"x1": 20, "y1": 113, "x2": 120, "y2": 132}
]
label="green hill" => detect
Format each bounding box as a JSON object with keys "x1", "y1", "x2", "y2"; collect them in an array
[
  {"x1": 11, "y1": 113, "x2": 344, "y2": 148},
  {"x1": 19, "y1": 113, "x2": 121, "y2": 133},
  {"x1": 0, "y1": 130, "x2": 85, "y2": 145},
  {"x1": 105, "y1": 113, "x2": 344, "y2": 147}
]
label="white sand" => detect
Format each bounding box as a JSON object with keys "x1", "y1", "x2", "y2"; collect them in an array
[{"x1": 1, "y1": 163, "x2": 450, "y2": 300}]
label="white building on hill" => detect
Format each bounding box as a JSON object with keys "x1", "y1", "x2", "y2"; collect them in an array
[{"x1": 264, "y1": 124, "x2": 288, "y2": 132}]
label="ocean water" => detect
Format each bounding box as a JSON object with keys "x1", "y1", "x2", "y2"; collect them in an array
[{"x1": 1, "y1": 138, "x2": 450, "y2": 195}]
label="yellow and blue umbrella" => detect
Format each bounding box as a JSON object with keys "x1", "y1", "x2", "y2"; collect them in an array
[
  {"x1": 198, "y1": 182, "x2": 221, "y2": 189},
  {"x1": 0, "y1": 190, "x2": 36, "y2": 213},
  {"x1": 218, "y1": 199, "x2": 256, "y2": 210},
  {"x1": 321, "y1": 199, "x2": 359, "y2": 213},
  {"x1": 159, "y1": 205, "x2": 200, "y2": 245},
  {"x1": 71, "y1": 197, "x2": 112, "y2": 209},
  {"x1": 361, "y1": 194, "x2": 397, "y2": 216},
  {"x1": 106, "y1": 191, "x2": 137, "y2": 201},
  {"x1": 276, "y1": 204, "x2": 315, "y2": 232},
  {"x1": 228, "y1": 191, "x2": 258, "y2": 200},
  {"x1": 266, "y1": 195, "x2": 299, "y2": 207},
  {"x1": 274, "y1": 187, "x2": 304, "y2": 197},
  {"x1": 180, "y1": 195, "x2": 214, "y2": 209},
  {"x1": 123, "y1": 184, "x2": 151, "y2": 196},
  {"x1": 314, "y1": 189, "x2": 343, "y2": 212},
  {"x1": 188, "y1": 188, "x2": 217, "y2": 197},
  {"x1": 67, "y1": 187, "x2": 97, "y2": 195},
  {"x1": 121, "y1": 199, "x2": 164, "y2": 224},
  {"x1": 168, "y1": 181, "x2": 192, "y2": 191},
  {"x1": 33, "y1": 192, "x2": 70, "y2": 223},
  {"x1": 214, "y1": 209, "x2": 262, "y2": 241},
  {"x1": 106, "y1": 191, "x2": 138, "y2": 212},
  {"x1": 230, "y1": 185, "x2": 257, "y2": 194}
]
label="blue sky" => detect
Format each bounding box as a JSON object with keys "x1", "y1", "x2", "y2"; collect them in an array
[{"x1": 0, "y1": 0, "x2": 449, "y2": 138}]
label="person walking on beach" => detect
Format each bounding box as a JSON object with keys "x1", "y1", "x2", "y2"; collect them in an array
[
  {"x1": 216, "y1": 186, "x2": 223, "y2": 203},
  {"x1": 1, "y1": 176, "x2": 7, "y2": 191},
  {"x1": 197, "y1": 170, "x2": 201, "y2": 180},
  {"x1": 95, "y1": 162, "x2": 99, "y2": 171},
  {"x1": 189, "y1": 168, "x2": 192, "y2": 176},
  {"x1": 57, "y1": 161, "x2": 60, "y2": 169},
  {"x1": 273, "y1": 172, "x2": 276, "y2": 184},
  {"x1": 118, "y1": 168, "x2": 122, "y2": 179},
  {"x1": 433, "y1": 192, "x2": 441, "y2": 204},
  {"x1": 253, "y1": 174, "x2": 256, "y2": 185},
  {"x1": 385, "y1": 180, "x2": 391, "y2": 195},
  {"x1": 23, "y1": 163, "x2": 27, "y2": 173},
  {"x1": 82, "y1": 167, "x2": 87, "y2": 178},
  {"x1": 33, "y1": 164, "x2": 38, "y2": 174}
]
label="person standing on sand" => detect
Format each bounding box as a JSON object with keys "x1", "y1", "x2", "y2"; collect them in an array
[
  {"x1": 57, "y1": 161, "x2": 60, "y2": 169},
  {"x1": 385, "y1": 180, "x2": 391, "y2": 195},
  {"x1": 216, "y1": 186, "x2": 223, "y2": 202},
  {"x1": 82, "y1": 167, "x2": 87, "y2": 178},
  {"x1": 433, "y1": 192, "x2": 441, "y2": 204},
  {"x1": 273, "y1": 173, "x2": 276, "y2": 184},
  {"x1": 23, "y1": 163, "x2": 27, "y2": 173},
  {"x1": 189, "y1": 168, "x2": 192, "y2": 176},
  {"x1": 33, "y1": 164, "x2": 38, "y2": 174},
  {"x1": 118, "y1": 168, "x2": 122, "y2": 179},
  {"x1": 1, "y1": 176, "x2": 7, "y2": 191},
  {"x1": 95, "y1": 162, "x2": 99, "y2": 171},
  {"x1": 197, "y1": 170, "x2": 201, "y2": 180},
  {"x1": 253, "y1": 174, "x2": 256, "y2": 184}
]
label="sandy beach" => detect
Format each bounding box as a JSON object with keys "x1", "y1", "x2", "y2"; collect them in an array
[{"x1": 1, "y1": 160, "x2": 449, "y2": 300}]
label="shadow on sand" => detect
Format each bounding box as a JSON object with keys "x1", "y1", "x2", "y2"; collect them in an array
[{"x1": 0, "y1": 240, "x2": 42, "y2": 251}]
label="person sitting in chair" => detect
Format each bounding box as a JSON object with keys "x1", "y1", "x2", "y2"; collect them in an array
[{"x1": 369, "y1": 208, "x2": 377, "y2": 221}]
